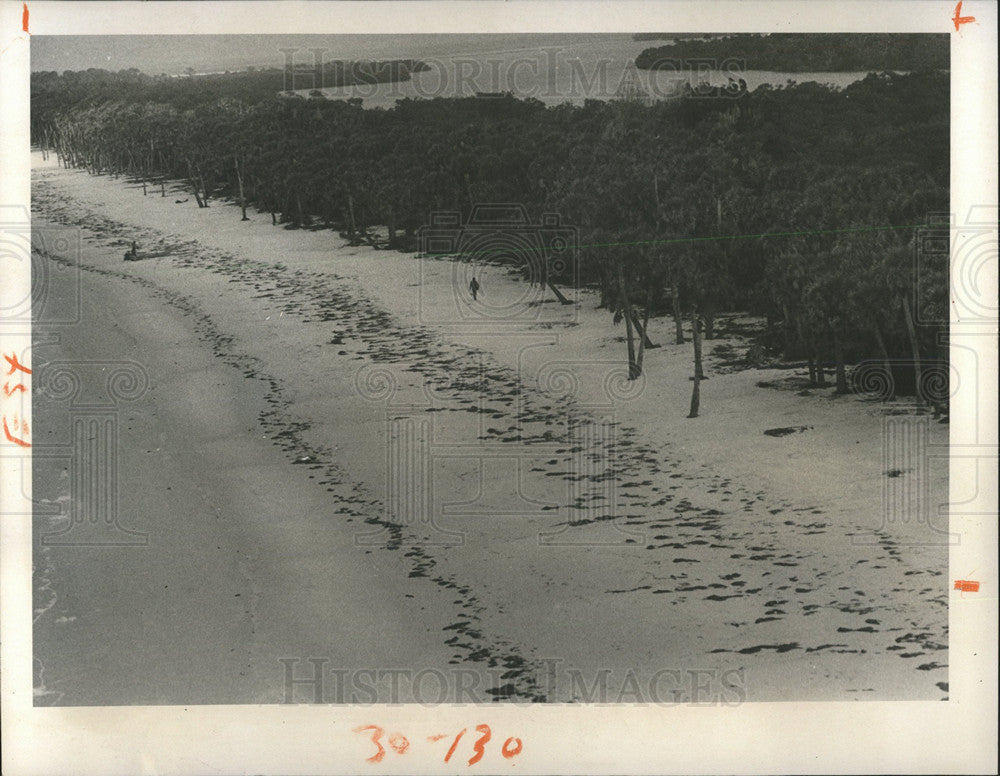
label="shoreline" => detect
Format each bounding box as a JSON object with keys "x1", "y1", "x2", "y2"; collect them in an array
[
  {"x1": 31, "y1": 216, "x2": 513, "y2": 705},
  {"x1": 31, "y1": 155, "x2": 949, "y2": 703}
]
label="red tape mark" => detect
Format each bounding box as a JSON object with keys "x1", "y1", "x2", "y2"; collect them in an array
[
  {"x1": 954, "y1": 580, "x2": 980, "y2": 593},
  {"x1": 952, "y1": 1, "x2": 976, "y2": 31},
  {"x1": 22, "y1": 3, "x2": 29, "y2": 34}
]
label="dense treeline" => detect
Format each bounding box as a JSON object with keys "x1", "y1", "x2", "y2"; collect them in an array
[
  {"x1": 30, "y1": 60, "x2": 428, "y2": 137},
  {"x1": 632, "y1": 33, "x2": 713, "y2": 42},
  {"x1": 636, "y1": 34, "x2": 949, "y2": 73},
  {"x1": 31, "y1": 69, "x2": 948, "y2": 410}
]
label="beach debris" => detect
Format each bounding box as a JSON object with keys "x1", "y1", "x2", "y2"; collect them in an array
[{"x1": 763, "y1": 426, "x2": 812, "y2": 437}]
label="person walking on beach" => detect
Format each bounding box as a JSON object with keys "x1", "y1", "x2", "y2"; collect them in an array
[{"x1": 469, "y1": 276, "x2": 481, "y2": 301}]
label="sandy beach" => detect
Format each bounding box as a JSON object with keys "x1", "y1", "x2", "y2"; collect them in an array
[{"x1": 31, "y1": 153, "x2": 949, "y2": 705}]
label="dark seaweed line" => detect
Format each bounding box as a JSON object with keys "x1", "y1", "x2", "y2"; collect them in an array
[{"x1": 32, "y1": 198, "x2": 550, "y2": 701}]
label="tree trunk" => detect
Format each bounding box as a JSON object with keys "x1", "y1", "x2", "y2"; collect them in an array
[
  {"x1": 814, "y1": 351, "x2": 827, "y2": 386},
  {"x1": 548, "y1": 282, "x2": 571, "y2": 305},
  {"x1": 186, "y1": 160, "x2": 205, "y2": 208},
  {"x1": 618, "y1": 263, "x2": 639, "y2": 380},
  {"x1": 235, "y1": 156, "x2": 249, "y2": 221},
  {"x1": 694, "y1": 315, "x2": 706, "y2": 380},
  {"x1": 688, "y1": 305, "x2": 702, "y2": 418},
  {"x1": 831, "y1": 324, "x2": 848, "y2": 394},
  {"x1": 348, "y1": 194, "x2": 357, "y2": 238},
  {"x1": 782, "y1": 302, "x2": 795, "y2": 359},
  {"x1": 900, "y1": 293, "x2": 922, "y2": 401},
  {"x1": 158, "y1": 152, "x2": 167, "y2": 196},
  {"x1": 148, "y1": 137, "x2": 155, "y2": 193},
  {"x1": 804, "y1": 325, "x2": 826, "y2": 385},
  {"x1": 636, "y1": 288, "x2": 653, "y2": 371},
  {"x1": 671, "y1": 283, "x2": 685, "y2": 344},
  {"x1": 632, "y1": 313, "x2": 656, "y2": 349},
  {"x1": 704, "y1": 310, "x2": 715, "y2": 340},
  {"x1": 872, "y1": 320, "x2": 895, "y2": 400},
  {"x1": 624, "y1": 308, "x2": 639, "y2": 379},
  {"x1": 464, "y1": 173, "x2": 475, "y2": 210},
  {"x1": 598, "y1": 264, "x2": 613, "y2": 309}
]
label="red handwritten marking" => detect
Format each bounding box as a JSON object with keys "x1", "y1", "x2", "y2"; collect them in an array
[
  {"x1": 443, "y1": 728, "x2": 466, "y2": 763},
  {"x1": 468, "y1": 724, "x2": 492, "y2": 766},
  {"x1": 954, "y1": 579, "x2": 980, "y2": 593},
  {"x1": 4, "y1": 353, "x2": 31, "y2": 375},
  {"x1": 353, "y1": 725, "x2": 386, "y2": 763},
  {"x1": 388, "y1": 733, "x2": 410, "y2": 755},
  {"x1": 364, "y1": 725, "x2": 523, "y2": 764},
  {"x1": 3, "y1": 416, "x2": 31, "y2": 447},
  {"x1": 952, "y1": 1, "x2": 976, "y2": 31},
  {"x1": 2, "y1": 354, "x2": 31, "y2": 446},
  {"x1": 22, "y1": 3, "x2": 29, "y2": 34}
]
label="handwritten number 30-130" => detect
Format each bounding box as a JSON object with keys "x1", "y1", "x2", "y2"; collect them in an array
[{"x1": 354, "y1": 724, "x2": 523, "y2": 765}]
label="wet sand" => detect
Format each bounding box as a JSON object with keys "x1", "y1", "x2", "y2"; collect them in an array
[
  {"x1": 31, "y1": 224, "x2": 495, "y2": 705},
  {"x1": 31, "y1": 154, "x2": 949, "y2": 704}
]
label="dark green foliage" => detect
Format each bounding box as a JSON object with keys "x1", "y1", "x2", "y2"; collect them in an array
[
  {"x1": 32, "y1": 68, "x2": 949, "y2": 397},
  {"x1": 636, "y1": 33, "x2": 949, "y2": 73}
]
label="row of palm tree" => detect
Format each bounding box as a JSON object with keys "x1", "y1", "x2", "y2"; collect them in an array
[{"x1": 32, "y1": 69, "x2": 949, "y2": 415}]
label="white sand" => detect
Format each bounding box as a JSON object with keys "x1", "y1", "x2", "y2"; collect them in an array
[{"x1": 31, "y1": 153, "x2": 948, "y2": 704}]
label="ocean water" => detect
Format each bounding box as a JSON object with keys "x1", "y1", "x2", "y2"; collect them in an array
[
  {"x1": 32, "y1": 33, "x2": 872, "y2": 106},
  {"x1": 31, "y1": 34, "x2": 647, "y2": 76}
]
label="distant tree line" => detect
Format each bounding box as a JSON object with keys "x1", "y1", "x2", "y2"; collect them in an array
[
  {"x1": 30, "y1": 60, "x2": 428, "y2": 133},
  {"x1": 635, "y1": 33, "x2": 949, "y2": 73},
  {"x1": 31, "y1": 68, "x2": 948, "y2": 412},
  {"x1": 632, "y1": 33, "x2": 714, "y2": 42}
]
